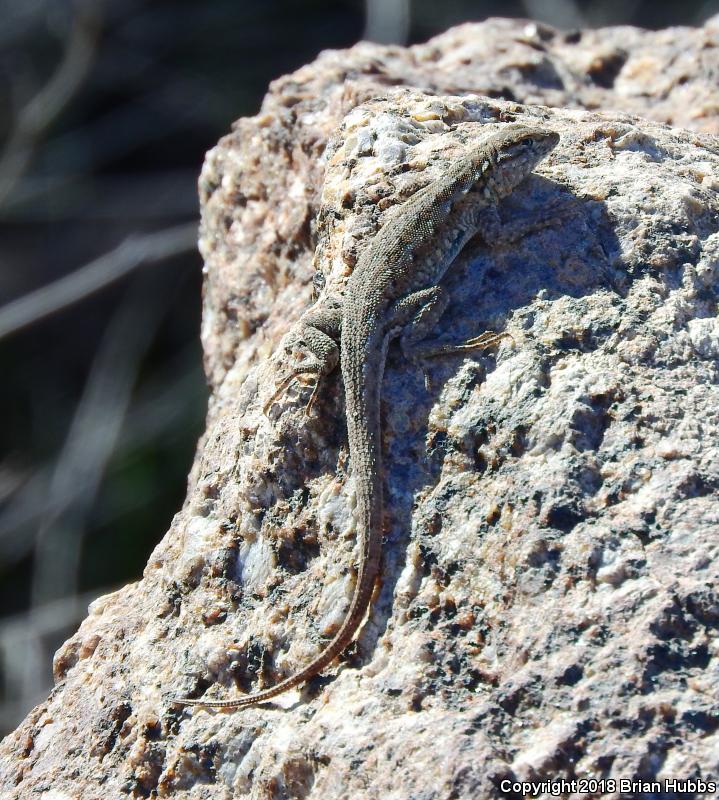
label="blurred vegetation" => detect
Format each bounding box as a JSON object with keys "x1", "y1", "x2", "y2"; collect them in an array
[{"x1": 0, "y1": 0, "x2": 715, "y2": 736}]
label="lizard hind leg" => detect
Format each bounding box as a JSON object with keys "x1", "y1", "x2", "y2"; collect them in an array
[
  {"x1": 263, "y1": 313, "x2": 341, "y2": 415},
  {"x1": 386, "y1": 285, "x2": 450, "y2": 389},
  {"x1": 388, "y1": 286, "x2": 512, "y2": 387},
  {"x1": 410, "y1": 329, "x2": 514, "y2": 360},
  {"x1": 263, "y1": 367, "x2": 320, "y2": 415}
]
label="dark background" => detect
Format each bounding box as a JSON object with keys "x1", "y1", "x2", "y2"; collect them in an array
[{"x1": 0, "y1": 0, "x2": 716, "y2": 736}]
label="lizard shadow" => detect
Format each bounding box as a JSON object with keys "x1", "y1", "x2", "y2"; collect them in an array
[{"x1": 356, "y1": 180, "x2": 627, "y2": 663}]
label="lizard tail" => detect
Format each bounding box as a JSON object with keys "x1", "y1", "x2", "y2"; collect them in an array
[
  {"x1": 171, "y1": 553, "x2": 377, "y2": 710},
  {"x1": 172, "y1": 358, "x2": 383, "y2": 711}
]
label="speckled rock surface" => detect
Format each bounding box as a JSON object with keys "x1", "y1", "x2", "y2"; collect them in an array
[
  {"x1": 200, "y1": 14, "x2": 719, "y2": 391},
  {"x1": 2, "y1": 17, "x2": 719, "y2": 800}
]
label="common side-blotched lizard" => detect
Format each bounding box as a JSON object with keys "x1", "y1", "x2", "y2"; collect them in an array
[{"x1": 173, "y1": 123, "x2": 559, "y2": 709}]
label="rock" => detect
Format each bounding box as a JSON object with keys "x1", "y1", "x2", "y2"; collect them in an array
[{"x1": 2, "y1": 16, "x2": 719, "y2": 800}]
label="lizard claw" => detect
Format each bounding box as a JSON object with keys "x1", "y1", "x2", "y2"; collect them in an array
[
  {"x1": 451, "y1": 330, "x2": 514, "y2": 352},
  {"x1": 263, "y1": 371, "x2": 300, "y2": 415},
  {"x1": 304, "y1": 377, "x2": 323, "y2": 416},
  {"x1": 263, "y1": 368, "x2": 322, "y2": 416},
  {"x1": 414, "y1": 330, "x2": 513, "y2": 360}
]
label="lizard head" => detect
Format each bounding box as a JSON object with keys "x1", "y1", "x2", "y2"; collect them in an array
[{"x1": 486, "y1": 124, "x2": 559, "y2": 197}]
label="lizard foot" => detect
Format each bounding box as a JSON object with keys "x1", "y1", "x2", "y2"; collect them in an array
[
  {"x1": 263, "y1": 368, "x2": 321, "y2": 416},
  {"x1": 411, "y1": 330, "x2": 514, "y2": 361}
]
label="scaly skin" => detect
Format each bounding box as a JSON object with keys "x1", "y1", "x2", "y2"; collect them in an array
[{"x1": 173, "y1": 123, "x2": 559, "y2": 709}]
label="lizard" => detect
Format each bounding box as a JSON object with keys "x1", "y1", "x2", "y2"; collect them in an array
[{"x1": 172, "y1": 122, "x2": 560, "y2": 710}]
